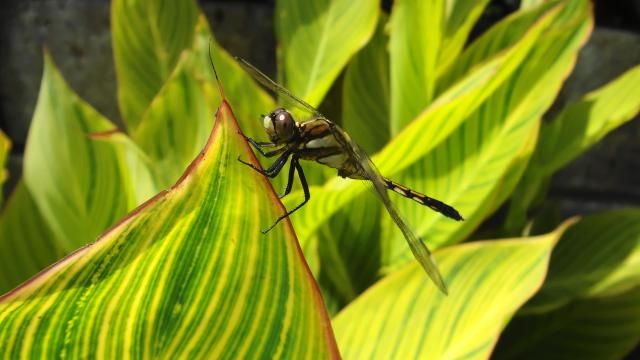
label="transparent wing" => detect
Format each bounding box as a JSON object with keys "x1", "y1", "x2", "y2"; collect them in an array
[
  {"x1": 234, "y1": 56, "x2": 323, "y2": 118},
  {"x1": 329, "y1": 123, "x2": 449, "y2": 295}
]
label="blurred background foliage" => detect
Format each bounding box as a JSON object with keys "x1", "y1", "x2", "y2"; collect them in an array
[{"x1": 0, "y1": 0, "x2": 639, "y2": 358}]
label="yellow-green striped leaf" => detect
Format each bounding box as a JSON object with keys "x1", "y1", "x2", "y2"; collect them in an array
[
  {"x1": 132, "y1": 48, "x2": 214, "y2": 189},
  {"x1": 276, "y1": 0, "x2": 378, "y2": 106},
  {"x1": 22, "y1": 52, "x2": 156, "y2": 257},
  {"x1": 332, "y1": 221, "x2": 573, "y2": 359},
  {"x1": 185, "y1": 18, "x2": 276, "y2": 141},
  {"x1": 506, "y1": 64, "x2": 640, "y2": 231},
  {"x1": 112, "y1": 0, "x2": 199, "y2": 130},
  {"x1": 341, "y1": 13, "x2": 390, "y2": 154},
  {"x1": 386, "y1": 0, "x2": 591, "y2": 266},
  {"x1": 132, "y1": 16, "x2": 275, "y2": 188},
  {"x1": 389, "y1": 0, "x2": 445, "y2": 133},
  {"x1": 0, "y1": 53, "x2": 155, "y2": 292},
  {"x1": 524, "y1": 210, "x2": 640, "y2": 314},
  {"x1": 0, "y1": 101, "x2": 339, "y2": 358},
  {"x1": 537, "y1": 64, "x2": 640, "y2": 175},
  {"x1": 377, "y1": 0, "x2": 556, "y2": 172},
  {"x1": 477, "y1": 121, "x2": 541, "y2": 229},
  {"x1": 437, "y1": 0, "x2": 492, "y2": 72},
  {"x1": 494, "y1": 286, "x2": 640, "y2": 360},
  {"x1": 0, "y1": 182, "x2": 61, "y2": 294}
]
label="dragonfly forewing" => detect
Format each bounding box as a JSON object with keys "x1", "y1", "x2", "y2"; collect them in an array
[{"x1": 235, "y1": 56, "x2": 321, "y2": 118}]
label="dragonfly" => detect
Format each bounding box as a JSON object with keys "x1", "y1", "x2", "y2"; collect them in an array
[{"x1": 230, "y1": 56, "x2": 463, "y2": 295}]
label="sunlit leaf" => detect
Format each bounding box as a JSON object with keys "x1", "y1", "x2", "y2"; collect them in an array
[
  {"x1": 0, "y1": 53, "x2": 156, "y2": 292},
  {"x1": 332, "y1": 221, "x2": 573, "y2": 359},
  {"x1": 112, "y1": 0, "x2": 199, "y2": 130},
  {"x1": 535, "y1": 64, "x2": 640, "y2": 175},
  {"x1": 131, "y1": 17, "x2": 275, "y2": 188},
  {"x1": 276, "y1": 0, "x2": 378, "y2": 106},
  {"x1": 0, "y1": 100, "x2": 339, "y2": 358},
  {"x1": 389, "y1": 0, "x2": 444, "y2": 133},
  {"x1": 385, "y1": 0, "x2": 591, "y2": 267},
  {"x1": 187, "y1": 18, "x2": 275, "y2": 140},
  {"x1": 132, "y1": 51, "x2": 214, "y2": 188},
  {"x1": 507, "y1": 64, "x2": 640, "y2": 231},
  {"x1": 22, "y1": 52, "x2": 156, "y2": 255},
  {"x1": 438, "y1": 0, "x2": 492, "y2": 72}
]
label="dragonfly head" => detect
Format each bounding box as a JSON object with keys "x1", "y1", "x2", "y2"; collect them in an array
[{"x1": 264, "y1": 108, "x2": 298, "y2": 144}]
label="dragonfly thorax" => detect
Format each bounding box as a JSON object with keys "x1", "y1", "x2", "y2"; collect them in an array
[{"x1": 263, "y1": 108, "x2": 299, "y2": 144}]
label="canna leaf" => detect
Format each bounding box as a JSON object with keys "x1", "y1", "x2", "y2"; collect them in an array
[
  {"x1": 536, "y1": 64, "x2": 640, "y2": 177},
  {"x1": 20, "y1": 52, "x2": 156, "y2": 260},
  {"x1": 388, "y1": 2, "x2": 562, "y2": 165},
  {"x1": 131, "y1": 48, "x2": 214, "y2": 189},
  {"x1": 131, "y1": 17, "x2": 275, "y2": 188},
  {"x1": 332, "y1": 220, "x2": 574, "y2": 359},
  {"x1": 112, "y1": 0, "x2": 199, "y2": 130},
  {"x1": 185, "y1": 18, "x2": 276, "y2": 141},
  {"x1": 275, "y1": 0, "x2": 378, "y2": 107},
  {"x1": 437, "y1": 0, "x2": 492, "y2": 72},
  {"x1": 389, "y1": 0, "x2": 445, "y2": 133},
  {"x1": 0, "y1": 98, "x2": 339, "y2": 358},
  {"x1": 506, "y1": 64, "x2": 640, "y2": 231},
  {"x1": 385, "y1": 0, "x2": 592, "y2": 267}
]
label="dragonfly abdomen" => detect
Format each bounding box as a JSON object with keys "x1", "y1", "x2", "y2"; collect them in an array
[{"x1": 383, "y1": 178, "x2": 464, "y2": 221}]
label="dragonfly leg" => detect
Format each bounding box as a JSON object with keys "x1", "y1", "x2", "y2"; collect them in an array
[
  {"x1": 262, "y1": 157, "x2": 310, "y2": 234},
  {"x1": 278, "y1": 160, "x2": 297, "y2": 199},
  {"x1": 238, "y1": 151, "x2": 290, "y2": 178},
  {"x1": 244, "y1": 136, "x2": 284, "y2": 157}
]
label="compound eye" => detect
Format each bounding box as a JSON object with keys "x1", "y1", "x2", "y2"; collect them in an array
[{"x1": 274, "y1": 110, "x2": 295, "y2": 140}]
